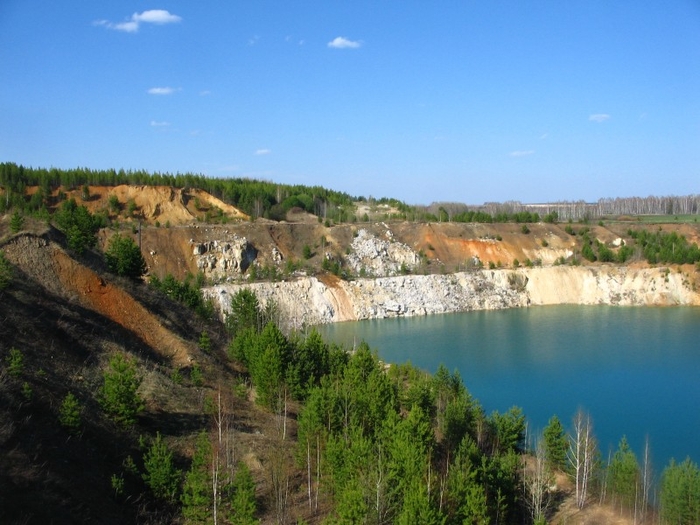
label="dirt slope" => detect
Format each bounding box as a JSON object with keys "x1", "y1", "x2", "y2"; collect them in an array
[
  {"x1": 60, "y1": 185, "x2": 249, "y2": 225},
  {"x1": 3, "y1": 232, "x2": 194, "y2": 367}
]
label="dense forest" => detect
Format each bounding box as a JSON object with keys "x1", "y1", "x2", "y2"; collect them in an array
[{"x1": 2, "y1": 162, "x2": 699, "y2": 223}]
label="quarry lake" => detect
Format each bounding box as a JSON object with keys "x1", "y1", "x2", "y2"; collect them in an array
[{"x1": 318, "y1": 305, "x2": 700, "y2": 471}]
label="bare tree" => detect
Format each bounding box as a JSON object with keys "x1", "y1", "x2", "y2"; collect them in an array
[
  {"x1": 523, "y1": 437, "x2": 553, "y2": 524},
  {"x1": 568, "y1": 409, "x2": 597, "y2": 510},
  {"x1": 639, "y1": 436, "x2": 654, "y2": 524},
  {"x1": 211, "y1": 388, "x2": 235, "y2": 525}
]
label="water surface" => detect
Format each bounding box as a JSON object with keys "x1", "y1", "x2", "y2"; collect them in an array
[{"x1": 318, "y1": 306, "x2": 700, "y2": 471}]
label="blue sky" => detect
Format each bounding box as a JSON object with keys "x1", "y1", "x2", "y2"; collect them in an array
[{"x1": 1, "y1": 1, "x2": 698, "y2": 205}]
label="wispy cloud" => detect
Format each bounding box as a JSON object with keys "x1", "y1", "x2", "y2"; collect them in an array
[
  {"x1": 150, "y1": 120, "x2": 170, "y2": 127},
  {"x1": 255, "y1": 149, "x2": 271, "y2": 156},
  {"x1": 509, "y1": 150, "x2": 535, "y2": 157},
  {"x1": 589, "y1": 113, "x2": 610, "y2": 123},
  {"x1": 199, "y1": 90, "x2": 211, "y2": 96},
  {"x1": 94, "y1": 10, "x2": 181, "y2": 33},
  {"x1": 147, "y1": 87, "x2": 177, "y2": 95},
  {"x1": 328, "y1": 36, "x2": 362, "y2": 49},
  {"x1": 248, "y1": 35, "x2": 260, "y2": 46}
]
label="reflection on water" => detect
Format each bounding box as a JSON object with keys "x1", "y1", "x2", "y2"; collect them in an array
[{"x1": 318, "y1": 306, "x2": 700, "y2": 470}]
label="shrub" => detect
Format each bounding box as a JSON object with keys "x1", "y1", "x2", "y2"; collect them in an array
[
  {"x1": 5, "y1": 347, "x2": 24, "y2": 378},
  {"x1": 10, "y1": 211, "x2": 24, "y2": 233},
  {"x1": 190, "y1": 364, "x2": 203, "y2": 387},
  {"x1": 59, "y1": 392, "x2": 82, "y2": 433},
  {"x1": 108, "y1": 194, "x2": 120, "y2": 213},
  {"x1": 198, "y1": 331, "x2": 211, "y2": 354}
]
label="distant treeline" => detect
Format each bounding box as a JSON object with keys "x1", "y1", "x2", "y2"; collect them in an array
[
  {"x1": 2, "y1": 162, "x2": 698, "y2": 223},
  {"x1": 0, "y1": 162, "x2": 357, "y2": 222},
  {"x1": 422, "y1": 195, "x2": 700, "y2": 223}
]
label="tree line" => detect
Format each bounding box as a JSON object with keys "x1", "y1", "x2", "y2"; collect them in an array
[
  {"x1": 3, "y1": 162, "x2": 698, "y2": 225},
  {"x1": 0, "y1": 162, "x2": 357, "y2": 222}
]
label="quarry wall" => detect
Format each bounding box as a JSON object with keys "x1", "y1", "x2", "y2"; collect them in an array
[{"x1": 206, "y1": 265, "x2": 699, "y2": 329}]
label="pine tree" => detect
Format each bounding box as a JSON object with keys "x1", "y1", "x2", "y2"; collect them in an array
[
  {"x1": 99, "y1": 354, "x2": 144, "y2": 426},
  {"x1": 105, "y1": 234, "x2": 147, "y2": 279},
  {"x1": 543, "y1": 415, "x2": 568, "y2": 471},
  {"x1": 229, "y1": 462, "x2": 257, "y2": 524},
  {"x1": 660, "y1": 457, "x2": 700, "y2": 524},
  {"x1": 182, "y1": 431, "x2": 212, "y2": 523},
  {"x1": 142, "y1": 432, "x2": 181, "y2": 503},
  {"x1": 9, "y1": 210, "x2": 24, "y2": 233},
  {"x1": 608, "y1": 436, "x2": 639, "y2": 511},
  {"x1": 59, "y1": 392, "x2": 82, "y2": 434}
]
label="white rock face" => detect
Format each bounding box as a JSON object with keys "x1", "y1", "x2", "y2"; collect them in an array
[
  {"x1": 205, "y1": 266, "x2": 699, "y2": 331},
  {"x1": 345, "y1": 228, "x2": 420, "y2": 276},
  {"x1": 524, "y1": 265, "x2": 697, "y2": 306},
  {"x1": 192, "y1": 237, "x2": 257, "y2": 278}
]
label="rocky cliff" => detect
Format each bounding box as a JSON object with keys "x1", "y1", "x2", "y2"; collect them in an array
[{"x1": 206, "y1": 265, "x2": 699, "y2": 329}]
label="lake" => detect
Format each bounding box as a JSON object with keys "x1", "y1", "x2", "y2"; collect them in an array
[{"x1": 318, "y1": 305, "x2": 700, "y2": 472}]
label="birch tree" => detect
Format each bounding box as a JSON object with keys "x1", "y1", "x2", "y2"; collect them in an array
[
  {"x1": 523, "y1": 437, "x2": 553, "y2": 524},
  {"x1": 567, "y1": 409, "x2": 597, "y2": 509}
]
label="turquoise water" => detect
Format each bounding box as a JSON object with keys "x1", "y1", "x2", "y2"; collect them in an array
[{"x1": 318, "y1": 306, "x2": 700, "y2": 471}]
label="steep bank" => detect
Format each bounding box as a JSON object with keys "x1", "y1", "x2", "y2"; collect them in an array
[{"x1": 206, "y1": 265, "x2": 700, "y2": 329}]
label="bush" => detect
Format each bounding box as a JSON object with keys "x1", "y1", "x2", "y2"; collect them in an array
[
  {"x1": 108, "y1": 194, "x2": 120, "y2": 213},
  {"x1": 59, "y1": 392, "x2": 82, "y2": 433},
  {"x1": 10, "y1": 211, "x2": 24, "y2": 233},
  {"x1": 150, "y1": 273, "x2": 214, "y2": 319},
  {"x1": 198, "y1": 331, "x2": 211, "y2": 354},
  {"x1": 302, "y1": 244, "x2": 313, "y2": 260},
  {"x1": 5, "y1": 347, "x2": 23, "y2": 378}
]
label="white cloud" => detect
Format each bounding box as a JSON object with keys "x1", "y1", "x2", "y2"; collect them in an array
[
  {"x1": 148, "y1": 87, "x2": 176, "y2": 95},
  {"x1": 509, "y1": 150, "x2": 535, "y2": 157},
  {"x1": 589, "y1": 113, "x2": 610, "y2": 123},
  {"x1": 255, "y1": 149, "x2": 271, "y2": 155},
  {"x1": 134, "y1": 10, "x2": 181, "y2": 25},
  {"x1": 328, "y1": 36, "x2": 362, "y2": 49},
  {"x1": 95, "y1": 10, "x2": 181, "y2": 33},
  {"x1": 199, "y1": 90, "x2": 211, "y2": 96},
  {"x1": 150, "y1": 120, "x2": 170, "y2": 127}
]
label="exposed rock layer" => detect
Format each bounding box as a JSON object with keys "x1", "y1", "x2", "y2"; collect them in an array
[{"x1": 206, "y1": 265, "x2": 699, "y2": 329}]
